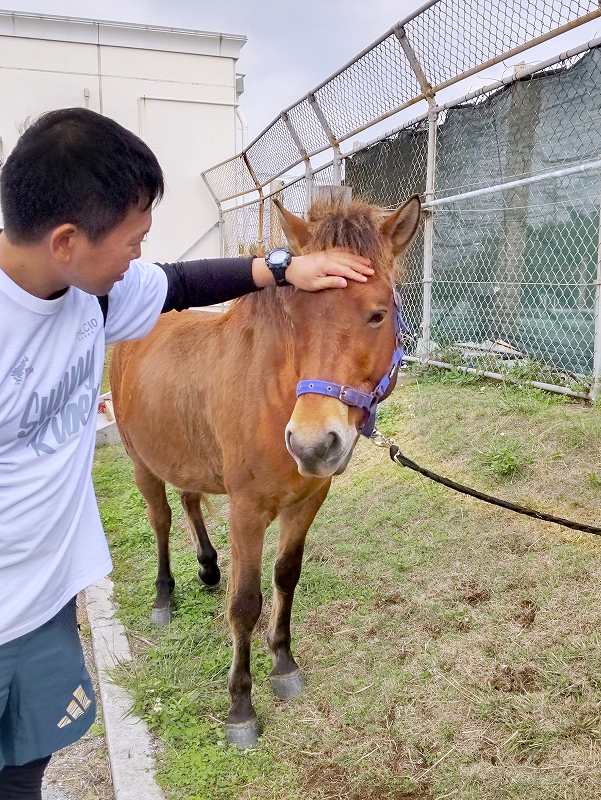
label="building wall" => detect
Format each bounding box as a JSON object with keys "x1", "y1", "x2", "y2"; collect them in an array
[{"x1": 0, "y1": 12, "x2": 246, "y2": 260}]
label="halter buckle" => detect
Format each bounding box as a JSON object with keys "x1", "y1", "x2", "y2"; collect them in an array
[{"x1": 338, "y1": 385, "x2": 351, "y2": 402}]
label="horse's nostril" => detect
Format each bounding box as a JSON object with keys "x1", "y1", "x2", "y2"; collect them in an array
[
  {"x1": 286, "y1": 429, "x2": 303, "y2": 457},
  {"x1": 313, "y1": 431, "x2": 341, "y2": 460},
  {"x1": 326, "y1": 431, "x2": 341, "y2": 453}
]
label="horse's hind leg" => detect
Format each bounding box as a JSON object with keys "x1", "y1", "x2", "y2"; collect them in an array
[
  {"x1": 267, "y1": 481, "x2": 331, "y2": 701},
  {"x1": 180, "y1": 492, "x2": 221, "y2": 588},
  {"x1": 132, "y1": 459, "x2": 174, "y2": 626}
]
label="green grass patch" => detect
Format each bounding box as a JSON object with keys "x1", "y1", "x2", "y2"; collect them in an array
[
  {"x1": 100, "y1": 346, "x2": 113, "y2": 395},
  {"x1": 476, "y1": 437, "x2": 533, "y2": 481}
]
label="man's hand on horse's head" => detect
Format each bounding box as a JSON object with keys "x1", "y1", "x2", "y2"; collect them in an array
[
  {"x1": 288, "y1": 249, "x2": 374, "y2": 291},
  {"x1": 252, "y1": 248, "x2": 374, "y2": 291}
]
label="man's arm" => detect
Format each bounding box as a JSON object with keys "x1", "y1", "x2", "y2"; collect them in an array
[
  {"x1": 158, "y1": 252, "x2": 374, "y2": 313},
  {"x1": 159, "y1": 257, "x2": 256, "y2": 312}
]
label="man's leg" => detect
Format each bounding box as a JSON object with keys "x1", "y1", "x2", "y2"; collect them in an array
[
  {"x1": 0, "y1": 628, "x2": 20, "y2": 784},
  {"x1": 0, "y1": 597, "x2": 96, "y2": 794},
  {"x1": 0, "y1": 633, "x2": 49, "y2": 799},
  {"x1": 0, "y1": 755, "x2": 51, "y2": 800}
]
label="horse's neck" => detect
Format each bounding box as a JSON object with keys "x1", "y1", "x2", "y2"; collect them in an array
[{"x1": 220, "y1": 291, "x2": 295, "y2": 390}]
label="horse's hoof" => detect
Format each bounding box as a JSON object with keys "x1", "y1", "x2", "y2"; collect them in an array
[
  {"x1": 270, "y1": 669, "x2": 304, "y2": 701},
  {"x1": 150, "y1": 606, "x2": 172, "y2": 626},
  {"x1": 226, "y1": 719, "x2": 260, "y2": 750},
  {"x1": 197, "y1": 564, "x2": 221, "y2": 589}
]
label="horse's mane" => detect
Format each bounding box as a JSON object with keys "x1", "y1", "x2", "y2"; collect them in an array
[
  {"x1": 227, "y1": 198, "x2": 390, "y2": 325},
  {"x1": 305, "y1": 198, "x2": 387, "y2": 270}
]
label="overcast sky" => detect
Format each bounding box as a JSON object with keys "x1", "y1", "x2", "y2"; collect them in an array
[{"x1": 5, "y1": 1, "x2": 601, "y2": 147}]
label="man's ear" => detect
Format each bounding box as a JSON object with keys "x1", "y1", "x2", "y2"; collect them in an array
[
  {"x1": 49, "y1": 224, "x2": 79, "y2": 263},
  {"x1": 380, "y1": 195, "x2": 421, "y2": 256},
  {"x1": 272, "y1": 199, "x2": 311, "y2": 253}
]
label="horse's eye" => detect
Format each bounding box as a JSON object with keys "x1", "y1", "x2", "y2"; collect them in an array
[{"x1": 368, "y1": 310, "x2": 387, "y2": 327}]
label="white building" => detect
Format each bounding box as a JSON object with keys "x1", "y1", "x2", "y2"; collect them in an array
[{"x1": 0, "y1": 10, "x2": 246, "y2": 260}]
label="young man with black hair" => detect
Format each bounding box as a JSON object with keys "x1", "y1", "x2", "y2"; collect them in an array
[{"x1": 0, "y1": 108, "x2": 373, "y2": 799}]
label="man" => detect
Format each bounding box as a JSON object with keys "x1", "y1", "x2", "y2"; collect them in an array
[{"x1": 0, "y1": 108, "x2": 373, "y2": 799}]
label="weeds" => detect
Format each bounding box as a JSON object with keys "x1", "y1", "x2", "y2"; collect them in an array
[
  {"x1": 587, "y1": 472, "x2": 601, "y2": 489},
  {"x1": 475, "y1": 437, "x2": 532, "y2": 480}
]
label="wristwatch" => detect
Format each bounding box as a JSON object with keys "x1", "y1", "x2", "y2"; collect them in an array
[{"x1": 265, "y1": 248, "x2": 292, "y2": 286}]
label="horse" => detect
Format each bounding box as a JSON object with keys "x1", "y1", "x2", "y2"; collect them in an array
[{"x1": 109, "y1": 194, "x2": 421, "y2": 748}]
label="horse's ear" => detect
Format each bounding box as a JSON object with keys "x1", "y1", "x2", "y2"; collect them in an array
[
  {"x1": 272, "y1": 199, "x2": 311, "y2": 253},
  {"x1": 380, "y1": 195, "x2": 421, "y2": 256}
]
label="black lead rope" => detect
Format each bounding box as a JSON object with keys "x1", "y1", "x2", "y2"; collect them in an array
[{"x1": 388, "y1": 445, "x2": 601, "y2": 536}]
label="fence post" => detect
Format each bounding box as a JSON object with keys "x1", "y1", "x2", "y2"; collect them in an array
[
  {"x1": 269, "y1": 180, "x2": 286, "y2": 248},
  {"x1": 393, "y1": 23, "x2": 437, "y2": 362},
  {"x1": 308, "y1": 93, "x2": 343, "y2": 188},
  {"x1": 312, "y1": 185, "x2": 352, "y2": 205},
  {"x1": 393, "y1": 25, "x2": 433, "y2": 99},
  {"x1": 281, "y1": 112, "x2": 314, "y2": 212},
  {"x1": 592, "y1": 201, "x2": 601, "y2": 402},
  {"x1": 218, "y1": 207, "x2": 225, "y2": 257},
  {"x1": 418, "y1": 104, "x2": 438, "y2": 361},
  {"x1": 331, "y1": 148, "x2": 343, "y2": 186},
  {"x1": 242, "y1": 152, "x2": 265, "y2": 254}
]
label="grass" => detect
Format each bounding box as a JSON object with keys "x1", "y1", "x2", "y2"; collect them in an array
[
  {"x1": 101, "y1": 346, "x2": 113, "y2": 395},
  {"x1": 94, "y1": 375, "x2": 601, "y2": 800},
  {"x1": 476, "y1": 437, "x2": 532, "y2": 481}
]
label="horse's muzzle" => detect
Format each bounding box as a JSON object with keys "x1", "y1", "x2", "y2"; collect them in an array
[{"x1": 285, "y1": 422, "x2": 356, "y2": 477}]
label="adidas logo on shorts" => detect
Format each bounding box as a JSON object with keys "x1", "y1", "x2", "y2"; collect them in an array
[{"x1": 57, "y1": 685, "x2": 92, "y2": 728}]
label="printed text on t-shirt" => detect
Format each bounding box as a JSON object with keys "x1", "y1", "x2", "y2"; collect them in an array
[{"x1": 17, "y1": 346, "x2": 98, "y2": 456}]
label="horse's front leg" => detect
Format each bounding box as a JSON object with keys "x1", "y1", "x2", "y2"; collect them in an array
[
  {"x1": 226, "y1": 500, "x2": 272, "y2": 749},
  {"x1": 268, "y1": 481, "x2": 331, "y2": 701}
]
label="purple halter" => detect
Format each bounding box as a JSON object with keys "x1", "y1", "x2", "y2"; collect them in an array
[{"x1": 296, "y1": 291, "x2": 409, "y2": 438}]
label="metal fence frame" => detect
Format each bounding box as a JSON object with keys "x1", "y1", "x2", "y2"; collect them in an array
[{"x1": 202, "y1": 1, "x2": 601, "y2": 401}]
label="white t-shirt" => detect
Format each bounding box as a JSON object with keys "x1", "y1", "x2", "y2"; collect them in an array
[{"x1": 0, "y1": 259, "x2": 168, "y2": 645}]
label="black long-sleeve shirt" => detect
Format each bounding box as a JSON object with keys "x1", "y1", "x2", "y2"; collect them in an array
[{"x1": 158, "y1": 257, "x2": 259, "y2": 313}]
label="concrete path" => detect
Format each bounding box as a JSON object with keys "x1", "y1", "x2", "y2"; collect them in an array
[{"x1": 86, "y1": 578, "x2": 165, "y2": 800}]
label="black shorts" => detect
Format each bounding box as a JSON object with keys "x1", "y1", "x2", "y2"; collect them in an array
[{"x1": 0, "y1": 598, "x2": 96, "y2": 768}]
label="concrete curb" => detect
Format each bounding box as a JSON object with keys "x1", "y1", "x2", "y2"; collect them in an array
[
  {"x1": 86, "y1": 578, "x2": 165, "y2": 800},
  {"x1": 42, "y1": 787, "x2": 73, "y2": 800}
]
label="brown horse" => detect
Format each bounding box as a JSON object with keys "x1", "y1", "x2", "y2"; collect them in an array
[{"x1": 110, "y1": 195, "x2": 421, "y2": 748}]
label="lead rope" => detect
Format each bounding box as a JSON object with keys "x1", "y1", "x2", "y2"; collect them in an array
[{"x1": 370, "y1": 429, "x2": 601, "y2": 536}]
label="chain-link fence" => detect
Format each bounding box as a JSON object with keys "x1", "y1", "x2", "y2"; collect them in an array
[{"x1": 204, "y1": 1, "x2": 601, "y2": 400}]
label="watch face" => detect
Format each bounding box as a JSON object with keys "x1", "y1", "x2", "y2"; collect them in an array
[{"x1": 269, "y1": 249, "x2": 289, "y2": 267}]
